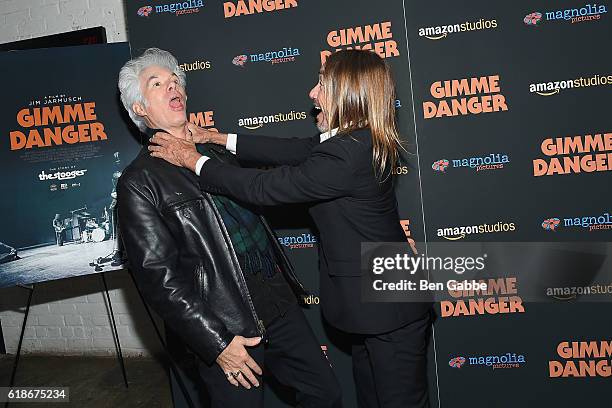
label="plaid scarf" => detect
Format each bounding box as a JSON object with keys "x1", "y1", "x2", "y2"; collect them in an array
[
  {"x1": 196, "y1": 142, "x2": 278, "y2": 278},
  {"x1": 211, "y1": 194, "x2": 277, "y2": 278}
]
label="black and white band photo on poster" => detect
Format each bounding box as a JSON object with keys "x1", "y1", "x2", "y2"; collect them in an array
[{"x1": 0, "y1": 43, "x2": 141, "y2": 289}]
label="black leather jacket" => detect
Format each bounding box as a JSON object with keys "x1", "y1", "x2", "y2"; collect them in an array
[{"x1": 117, "y1": 144, "x2": 307, "y2": 365}]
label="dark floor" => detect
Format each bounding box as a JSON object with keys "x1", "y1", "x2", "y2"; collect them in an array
[{"x1": 0, "y1": 354, "x2": 172, "y2": 407}]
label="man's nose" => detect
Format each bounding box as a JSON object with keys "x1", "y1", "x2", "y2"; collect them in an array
[
  {"x1": 309, "y1": 84, "x2": 318, "y2": 100},
  {"x1": 167, "y1": 80, "x2": 176, "y2": 92}
]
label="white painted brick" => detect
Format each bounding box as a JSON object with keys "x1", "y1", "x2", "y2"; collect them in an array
[
  {"x1": 75, "y1": 303, "x2": 107, "y2": 315},
  {"x1": 93, "y1": 338, "x2": 117, "y2": 348},
  {"x1": 87, "y1": 293, "x2": 104, "y2": 303},
  {"x1": 115, "y1": 326, "x2": 130, "y2": 338},
  {"x1": 40, "y1": 338, "x2": 67, "y2": 349},
  {"x1": 1, "y1": 0, "x2": 40, "y2": 15},
  {"x1": 37, "y1": 315, "x2": 65, "y2": 326},
  {"x1": 32, "y1": 303, "x2": 50, "y2": 313},
  {"x1": 93, "y1": 326, "x2": 113, "y2": 338},
  {"x1": 3, "y1": 9, "x2": 29, "y2": 23},
  {"x1": 64, "y1": 315, "x2": 83, "y2": 326},
  {"x1": 74, "y1": 326, "x2": 93, "y2": 338},
  {"x1": 61, "y1": 327, "x2": 75, "y2": 338},
  {"x1": 21, "y1": 339, "x2": 43, "y2": 352},
  {"x1": 49, "y1": 303, "x2": 77, "y2": 314},
  {"x1": 17, "y1": 17, "x2": 45, "y2": 37},
  {"x1": 23, "y1": 327, "x2": 37, "y2": 339},
  {"x1": 29, "y1": 3, "x2": 60, "y2": 19},
  {"x1": 81, "y1": 316, "x2": 93, "y2": 326},
  {"x1": 47, "y1": 327, "x2": 62, "y2": 338},
  {"x1": 104, "y1": 302, "x2": 130, "y2": 314},
  {"x1": 1, "y1": 317, "x2": 18, "y2": 327},
  {"x1": 117, "y1": 315, "x2": 134, "y2": 326},
  {"x1": 92, "y1": 316, "x2": 110, "y2": 326},
  {"x1": 59, "y1": 0, "x2": 88, "y2": 15},
  {"x1": 65, "y1": 295, "x2": 89, "y2": 303},
  {"x1": 35, "y1": 326, "x2": 48, "y2": 338},
  {"x1": 68, "y1": 338, "x2": 92, "y2": 349}
]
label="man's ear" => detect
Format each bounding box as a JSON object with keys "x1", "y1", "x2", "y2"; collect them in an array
[{"x1": 132, "y1": 102, "x2": 147, "y2": 118}]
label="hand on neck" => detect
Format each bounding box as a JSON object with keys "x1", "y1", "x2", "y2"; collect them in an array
[{"x1": 148, "y1": 120, "x2": 189, "y2": 140}]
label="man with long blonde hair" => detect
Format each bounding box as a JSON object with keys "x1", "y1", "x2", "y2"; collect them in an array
[{"x1": 151, "y1": 49, "x2": 432, "y2": 407}]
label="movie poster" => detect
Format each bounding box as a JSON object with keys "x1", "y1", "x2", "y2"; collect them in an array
[{"x1": 0, "y1": 43, "x2": 142, "y2": 288}]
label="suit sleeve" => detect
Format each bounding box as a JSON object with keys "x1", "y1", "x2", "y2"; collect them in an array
[
  {"x1": 117, "y1": 179, "x2": 234, "y2": 365},
  {"x1": 236, "y1": 134, "x2": 320, "y2": 165},
  {"x1": 199, "y1": 139, "x2": 355, "y2": 206}
]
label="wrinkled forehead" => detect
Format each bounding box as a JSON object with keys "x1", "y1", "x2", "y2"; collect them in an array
[{"x1": 139, "y1": 65, "x2": 176, "y2": 87}]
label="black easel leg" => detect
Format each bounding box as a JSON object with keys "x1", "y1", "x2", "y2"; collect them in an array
[
  {"x1": 0, "y1": 320, "x2": 6, "y2": 354},
  {"x1": 128, "y1": 271, "x2": 196, "y2": 408},
  {"x1": 100, "y1": 273, "x2": 128, "y2": 388},
  {"x1": 4, "y1": 285, "x2": 34, "y2": 408}
]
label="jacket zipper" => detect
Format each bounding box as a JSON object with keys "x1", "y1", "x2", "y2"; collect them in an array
[
  {"x1": 259, "y1": 216, "x2": 308, "y2": 295},
  {"x1": 203, "y1": 193, "x2": 266, "y2": 341}
]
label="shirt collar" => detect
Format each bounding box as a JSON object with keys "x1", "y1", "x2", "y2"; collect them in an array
[{"x1": 319, "y1": 128, "x2": 339, "y2": 143}]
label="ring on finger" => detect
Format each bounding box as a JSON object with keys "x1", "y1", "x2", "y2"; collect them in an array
[{"x1": 232, "y1": 370, "x2": 241, "y2": 378}]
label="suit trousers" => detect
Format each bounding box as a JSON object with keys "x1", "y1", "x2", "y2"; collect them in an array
[
  {"x1": 197, "y1": 304, "x2": 342, "y2": 408},
  {"x1": 352, "y1": 310, "x2": 431, "y2": 408}
]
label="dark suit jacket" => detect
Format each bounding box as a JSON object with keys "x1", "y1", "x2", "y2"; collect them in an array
[{"x1": 199, "y1": 128, "x2": 431, "y2": 334}]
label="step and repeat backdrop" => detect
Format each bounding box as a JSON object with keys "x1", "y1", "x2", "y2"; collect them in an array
[{"x1": 126, "y1": 1, "x2": 611, "y2": 407}]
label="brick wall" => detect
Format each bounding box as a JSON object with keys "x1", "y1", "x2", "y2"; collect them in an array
[
  {"x1": 0, "y1": 0, "x2": 127, "y2": 43},
  {"x1": 0, "y1": 0, "x2": 163, "y2": 356},
  {"x1": 0, "y1": 273, "x2": 163, "y2": 356}
]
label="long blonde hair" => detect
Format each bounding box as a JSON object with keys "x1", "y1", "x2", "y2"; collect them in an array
[{"x1": 321, "y1": 49, "x2": 402, "y2": 178}]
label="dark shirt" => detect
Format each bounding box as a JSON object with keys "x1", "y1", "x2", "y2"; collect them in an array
[{"x1": 197, "y1": 143, "x2": 296, "y2": 327}]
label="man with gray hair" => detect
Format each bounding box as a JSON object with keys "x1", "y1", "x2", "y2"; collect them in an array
[{"x1": 117, "y1": 48, "x2": 341, "y2": 407}]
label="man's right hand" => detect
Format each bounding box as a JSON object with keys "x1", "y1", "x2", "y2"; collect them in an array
[
  {"x1": 216, "y1": 335, "x2": 263, "y2": 389},
  {"x1": 186, "y1": 123, "x2": 228, "y2": 146}
]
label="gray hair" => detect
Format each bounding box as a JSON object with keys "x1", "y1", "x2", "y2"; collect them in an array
[{"x1": 118, "y1": 48, "x2": 186, "y2": 131}]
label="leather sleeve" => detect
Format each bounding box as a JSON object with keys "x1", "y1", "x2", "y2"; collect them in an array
[
  {"x1": 117, "y1": 178, "x2": 234, "y2": 365},
  {"x1": 199, "y1": 138, "x2": 355, "y2": 206},
  {"x1": 236, "y1": 134, "x2": 320, "y2": 165}
]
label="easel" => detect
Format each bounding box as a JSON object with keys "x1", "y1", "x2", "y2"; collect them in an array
[
  {"x1": 4, "y1": 271, "x2": 195, "y2": 408},
  {"x1": 0, "y1": 320, "x2": 6, "y2": 354}
]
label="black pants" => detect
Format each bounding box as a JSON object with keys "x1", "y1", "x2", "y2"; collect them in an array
[
  {"x1": 352, "y1": 310, "x2": 431, "y2": 408},
  {"x1": 198, "y1": 305, "x2": 342, "y2": 408}
]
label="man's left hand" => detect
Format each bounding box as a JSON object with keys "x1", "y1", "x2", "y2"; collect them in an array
[{"x1": 149, "y1": 132, "x2": 202, "y2": 172}]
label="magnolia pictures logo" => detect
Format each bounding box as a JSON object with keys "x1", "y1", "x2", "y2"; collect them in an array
[
  {"x1": 432, "y1": 154, "x2": 509, "y2": 173},
  {"x1": 277, "y1": 233, "x2": 317, "y2": 249},
  {"x1": 542, "y1": 217, "x2": 561, "y2": 231},
  {"x1": 449, "y1": 353, "x2": 526, "y2": 370},
  {"x1": 524, "y1": 4, "x2": 608, "y2": 26},
  {"x1": 137, "y1": 6, "x2": 153, "y2": 16},
  {"x1": 449, "y1": 356, "x2": 466, "y2": 368},
  {"x1": 137, "y1": 1, "x2": 203, "y2": 17},
  {"x1": 541, "y1": 213, "x2": 612, "y2": 232},
  {"x1": 232, "y1": 47, "x2": 300, "y2": 67}
]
